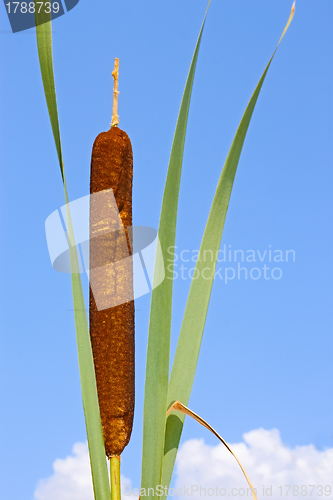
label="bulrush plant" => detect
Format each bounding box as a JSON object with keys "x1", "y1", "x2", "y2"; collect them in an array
[
  {"x1": 89, "y1": 58, "x2": 135, "y2": 493},
  {"x1": 36, "y1": 2, "x2": 295, "y2": 500}
]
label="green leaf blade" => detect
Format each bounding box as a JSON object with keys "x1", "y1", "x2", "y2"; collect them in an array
[
  {"x1": 141, "y1": 2, "x2": 211, "y2": 494},
  {"x1": 36, "y1": 20, "x2": 111, "y2": 500},
  {"x1": 35, "y1": 18, "x2": 64, "y2": 179},
  {"x1": 161, "y1": 5, "x2": 295, "y2": 492}
]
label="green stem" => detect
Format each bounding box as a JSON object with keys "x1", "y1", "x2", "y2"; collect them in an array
[{"x1": 110, "y1": 456, "x2": 121, "y2": 500}]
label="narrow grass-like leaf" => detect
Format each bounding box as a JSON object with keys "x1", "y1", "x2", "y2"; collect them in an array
[
  {"x1": 161, "y1": 4, "x2": 295, "y2": 492},
  {"x1": 36, "y1": 19, "x2": 111, "y2": 500},
  {"x1": 141, "y1": 1, "x2": 211, "y2": 493},
  {"x1": 168, "y1": 402, "x2": 257, "y2": 500}
]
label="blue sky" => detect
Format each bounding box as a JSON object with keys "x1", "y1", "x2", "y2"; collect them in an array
[{"x1": 0, "y1": 1, "x2": 332, "y2": 499}]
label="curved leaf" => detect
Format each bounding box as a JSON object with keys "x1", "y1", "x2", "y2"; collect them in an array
[
  {"x1": 36, "y1": 19, "x2": 111, "y2": 500},
  {"x1": 168, "y1": 401, "x2": 257, "y2": 500},
  {"x1": 141, "y1": 1, "x2": 211, "y2": 494},
  {"x1": 161, "y1": 3, "x2": 295, "y2": 492}
]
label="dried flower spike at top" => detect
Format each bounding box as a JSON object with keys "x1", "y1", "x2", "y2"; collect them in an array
[{"x1": 89, "y1": 59, "x2": 134, "y2": 457}]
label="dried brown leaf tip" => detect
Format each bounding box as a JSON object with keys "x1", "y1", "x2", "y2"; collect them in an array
[
  {"x1": 89, "y1": 60, "x2": 134, "y2": 458},
  {"x1": 168, "y1": 401, "x2": 257, "y2": 500}
]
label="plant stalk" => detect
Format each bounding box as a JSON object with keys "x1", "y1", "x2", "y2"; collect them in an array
[
  {"x1": 110, "y1": 456, "x2": 121, "y2": 500},
  {"x1": 111, "y1": 58, "x2": 119, "y2": 127}
]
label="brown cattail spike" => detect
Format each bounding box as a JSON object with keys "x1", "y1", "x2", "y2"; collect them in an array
[{"x1": 89, "y1": 60, "x2": 134, "y2": 457}]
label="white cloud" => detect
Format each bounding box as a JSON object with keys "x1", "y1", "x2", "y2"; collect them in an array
[
  {"x1": 33, "y1": 442, "x2": 135, "y2": 500},
  {"x1": 175, "y1": 429, "x2": 333, "y2": 499},
  {"x1": 34, "y1": 430, "x2": 333, "y2": 500}
]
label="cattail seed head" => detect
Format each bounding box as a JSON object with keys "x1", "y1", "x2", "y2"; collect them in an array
[{"x1": 89, "y1": 126, "x2": 135, "y2": 457}]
